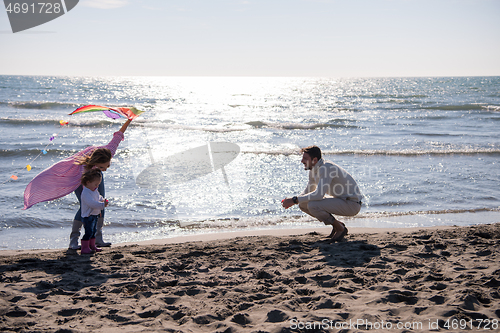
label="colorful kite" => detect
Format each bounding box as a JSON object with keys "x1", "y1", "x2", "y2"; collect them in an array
[{"x1": 69, "y1": 105, "x2": 145, "y2": 120}]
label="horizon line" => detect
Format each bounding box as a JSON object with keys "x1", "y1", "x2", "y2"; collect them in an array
[{"x1": 1, "y1": 74, "x2": 499, "y2": 79}]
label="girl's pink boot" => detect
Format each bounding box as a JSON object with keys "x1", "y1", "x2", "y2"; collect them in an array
[
  {"x1": 89, "y1": 238, "x2": 102, "y2": 252},
  {"x1": 80, "y1": 240, "x2": 92, "y2": 254}
]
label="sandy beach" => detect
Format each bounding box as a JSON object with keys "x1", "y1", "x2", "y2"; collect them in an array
[{"x1": 1, "y1": 223, "x2": 499, "y2": 333}]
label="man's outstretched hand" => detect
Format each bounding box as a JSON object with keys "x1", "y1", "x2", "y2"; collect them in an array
[{"x1": 282, "y1": 198, "x2": 295, "y2": 209}]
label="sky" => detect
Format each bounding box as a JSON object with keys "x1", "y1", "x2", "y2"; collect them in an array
[{"x1": 0, "y1": 0, "x2": 499, "y2": 77}]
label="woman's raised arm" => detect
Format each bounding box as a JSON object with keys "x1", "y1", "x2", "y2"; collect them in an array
[{"x1": 119, "y1": 119, "x2": 132, "y2": 134}]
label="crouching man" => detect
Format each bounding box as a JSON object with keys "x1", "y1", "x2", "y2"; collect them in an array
[{"x1": 282, "y1": 145, "x2": 363, "y2": 242}]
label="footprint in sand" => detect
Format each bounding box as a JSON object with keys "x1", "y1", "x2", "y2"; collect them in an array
[
  {"x1": 266, "y1": 309, "x2": 289, "y2": 323},
  {"x1": 57, "y1": 308, "x2": 82, "y2": 317},
  {"x1": 231, "y1": 313, "x2": 251, "y2": 325}
]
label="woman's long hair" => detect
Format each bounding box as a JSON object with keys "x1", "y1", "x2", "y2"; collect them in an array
[{"x1": 74, "y1": 148, "x2": 112, "y2": 171}]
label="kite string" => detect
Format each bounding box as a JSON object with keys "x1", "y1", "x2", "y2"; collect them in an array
[
  {"x1": 27, "y1": 125, "x2": 66, "y2": 167},
  {"x1": 1, "y1": 120, "x2": 68, "y2": 186}
]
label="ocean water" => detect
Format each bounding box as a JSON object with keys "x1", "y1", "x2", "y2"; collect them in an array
[{"x1": 0, "y1": 76, "x2": 499, "y2": 250}]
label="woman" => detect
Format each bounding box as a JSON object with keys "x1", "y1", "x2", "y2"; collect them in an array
[{"x1": 23, "y1": 119, "x2": 132, "y2": 249}]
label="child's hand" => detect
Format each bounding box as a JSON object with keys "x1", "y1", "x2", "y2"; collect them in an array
[{"x1": 104, "y1": 199, "x2": 109, "y2": 207}]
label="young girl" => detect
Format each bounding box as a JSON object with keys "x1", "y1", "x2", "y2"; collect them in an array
[
  {"x1": 80, "y1": 169, "x2": 108, "y2": 254},
  {"x1": 24, "y1": 118, "x2": 132, "y2": 249}
]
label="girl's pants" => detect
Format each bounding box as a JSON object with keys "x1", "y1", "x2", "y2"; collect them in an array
[{"x1": 82, "y1": 215, "x2": 99, "y2": 241}]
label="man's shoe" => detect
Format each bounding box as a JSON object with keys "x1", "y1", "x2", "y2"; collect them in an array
[
  {"x1": 327, "y1": 222, "x2": 346, "y2": 238},
  {"x1": 330, "y1": 226, "x2": 348, "y2": 243}
]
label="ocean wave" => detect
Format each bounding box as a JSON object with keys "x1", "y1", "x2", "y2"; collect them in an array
[
  {"x1": 356, "y1": 207, "x2": 500, "y2": 219},
  {"x1": 145, "y1": 122, "x2": 249, "y2": 133},
  {"x1": 0, "y1": 215, "x2": 310, "y2": 230},
  {"x1": 102, "y1": 207, "x2": 500, "y2": 229},
  {"x1": 0, "y1": 216, "x2": 67, "y2": 229},
  {"x1": 484, "y1": 105, "x2": 500, "y2": 112},
  {"x1": 241, "y1": 148, "x2": 500, "y2": 157},
  {"x1": 4, "y1": 101, "x2": 78, "y2": 109},
  {"x1": 143, "y1": 118, "x2": 355, "y2": 133},
  {"x1": 1, "y1": 101, "x2": 146, "y2": 112},
  {"x1": 0, "y1": 118, "x2": 67, "y2": 126},
  {"x1": 97, "y1": 215, "x2": 316, "y2": 230},
  {"x1": 423, "y1": 104, "x2": 486, "y2": 111},
  {"x1": 411, "y1": 132, "x2": 462, "y2": 137},
  {"x1": 3, "y1": 206, "x2": 499, "y2": 230},
  {"x1": 3, "y1": 146, "x2": 499, "y2": 159},
  {"x1": 0, "y1": 148, "x2": 74, "y2": 159},
  {"x1": 0, "y1": 117, "x2": 121, "y2": 127},
  {"x1": 343, "y1": 94, "x2": 427, "y2": 99},
  {"x1": 245, "y1": 121, "x2": 358, "y2": 130}
]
